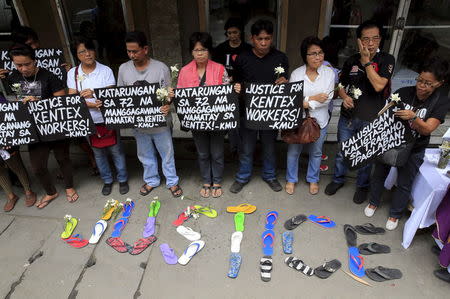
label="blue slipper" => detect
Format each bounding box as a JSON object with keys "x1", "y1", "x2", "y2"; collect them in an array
[
  {"x1": 282, "y1": 231, "x2": 293, "y2": 254},
  {"x1": 111, "y1": 217, "x2": 128, "y2": 238},
  {"x1": 262, "y1": 230, "x2": 275, "y2": 255},
  {"x1": 308, "y1": 214, "x2": 336, "y2": 228},
  {"x1": 122, "y1": 200, "x2": 135, "y2": 218},
  {"x1": 348, "y1": 247, "x2": 365, "y2": 277},
  {"x1": 227, "y1": 252, "x2": 242, "y2": 278},
  {"x1": 265, "y1": 211, "x2": 278, "y2": 230}
]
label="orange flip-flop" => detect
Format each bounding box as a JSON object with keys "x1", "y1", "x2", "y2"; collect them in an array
[{"x1": 226, "y1": 203, "x2": 257, "y2": 214}]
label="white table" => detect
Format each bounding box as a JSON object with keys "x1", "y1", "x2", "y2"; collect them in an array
[{"x1": 384, "y1": 148, "x2": 450, "y2": 248}]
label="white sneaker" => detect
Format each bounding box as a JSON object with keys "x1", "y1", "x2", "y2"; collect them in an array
[
  {"x1": 386, "y1": 219, "x2": 399, "y2": 231},
  {"x1": 364, "y1": 204, "x2": 376, "y2": 217}
]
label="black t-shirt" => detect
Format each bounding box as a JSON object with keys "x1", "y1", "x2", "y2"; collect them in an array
[
  {"x1": 7, "y1": 68, "x2": 65, "y2": 100},
  {"x1": 212, "y1": 41, "x2": 252, "y2": 80},
  {"x1": 340, "y1": 52, "x2": 395, "y2": 121},
  {"x1": 396, "y1": 86, "x2": 450, "y2": 151}
]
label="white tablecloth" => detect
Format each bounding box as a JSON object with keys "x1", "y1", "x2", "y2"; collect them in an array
[{"x1": 384, "y1": 148, "x2": 450, "y2": 248}]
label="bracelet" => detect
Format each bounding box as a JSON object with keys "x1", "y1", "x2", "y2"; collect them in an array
[
  {"x1": 304, "y1": 96, "x2": 309, "y2": 102},
  {"x1": 411, "y1": 115, "x2": 417, "y2": 121},
  {"x1": 363, "y1": 61, "x2": 372, "y2": 68}
]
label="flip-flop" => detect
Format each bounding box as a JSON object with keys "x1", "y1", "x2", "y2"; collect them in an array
[
  {"x1": 61, "y1": 217, "x2": 78, "y2": 239},
  {"x1": 284, "y1": 214, "x2": 307, "y2": 230},
  {"x1": 262, "y1": 230, "x2": 275, "y2": 256},
  {"x1": 282, "y1": 231, "x2": 293, "y2": 254},
  {"x1": 314, "y1": 259, "x2": 342, "y2": 279},
  {"x1": 172, "y1": 208, "x2": 192, "y2": 227},
  {"x1": 66, "y1": 192, "x2": 79, "y2": 203},
  {"x1": 106, "y1": 237, "x2": 132, "y2": 253},
  {"x1": 178, "y1": 240, "x2": 205, "y2": 265},
  {"x1": 140, "y1": 184, "x2": 154, "y2": 196},
  {"x1": 285, "y1": 256, "x2": 314, "y2": 276},
  {"x1": 265, "y1": 211, "x2": 278, "y2": 230},
  {"x1": 111, "y1": 217, "x2": 128, "y2": 238},
  {"x1": 101, "y1": 199, "x2": 119, "y2": 220},
  {"x1": 348, "y1": 247, "x2": 365, "y2": 277},
  {"x1": 308, "y1": 214, "x2": 336, "y2": 228},
  {"x1": 358, "y1": 243, "x2": 391, "y2": 255},
  {"x1": 355, "y1": 223, "x2": 386, "y2": 235},
  {"x1": 365, "y1": 266, "x2": 403, "y2": 282},
  {"x1": 211, "y1": 185, "x2": 223, "y2": 198},
  {"x1": 89, "y1": 220, "x2": 108, "y2": 244},
  {"x1": 122, "y1": 199, "x2": 135, "y2": 218},
  {"x1": 231, "y1": 231, "x2": 243, "y2": 253},
  {"x1": 64, "y1": 234, "x2": 89, "y2": 248},
  {"x1": 129, "y1": 236, "x2": 157, "y2": 255},
  {"x1": 148, "y1": 199, "x2": 161, "y2": 217},
  {"x1": 193, "y1": 205, "x2": 218, "y2": 218},
  {"x1": 227, "y1": 252, "x2": 242, "y2": 278},
  {"x1": 234, "y1": 212, "x2": 245, "y2": 232},
  {"x1": 176, "y1": 225, "x2": 201, "y2": 241},
  {"x1": 226, "y1": 203, "x2": 257, "y2": 214},
  {"x1": 143, "y1": 217, "x2": 156, "y2": 238},
  {"x1": 260, "y1": 256, "x2": 273, "y2": 282},
  {"x1": 169, "y1": 185, "x2": 183, "y2": 198},
  {"x1": 344, "y1": 224, "x2": 357, "y2": 247},
  {"x1": 160, "y1": 243, "x2": 178, "y2": 265},
  {"x1": 36, "y1": 194, "x2": 58, "y2": 209}
]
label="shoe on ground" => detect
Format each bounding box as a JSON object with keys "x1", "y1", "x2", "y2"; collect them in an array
[
  {"x1": 386, "y1": 218, "x2": 399, "y2": 230},
  {"x1": 431, "y1": 245, "x2": 441, "y2": 256},
  {"x1": 102, "y1": 183, "x2": 113, "y2": 196},
  {"x1": 324, "y1": 181, "x2": 344, "y2": 195},
  {"x1": 4, "y1": 195, "x2": 18, "y2": 212},
  {"x1": 321, "y1": 154, "x2": 328, "y2": 161},
  {"x1": 119, "y1": 182, "x2": 129, "y2": 195},
  {"x1": 434, "y1": 269, "x2": 450, "y2": 283},
  {"x1": 230, "y1": 181, "x2": 246, "y2": 194},
  {"x1": 265, "y1": 179, "x2": 282, "y2": 192},
  {"x1": 364, "y1": 204, "x2": 376, "y2": 217},
  {"x1": 319, "y1": 165, "x2": 329, "y2": 172},
  {"x1": 25, "y1": 192, "x2": 37, "y2": 207},
  {"x1": 353, "y1": 187, "x2": 369, "y2": 204}
]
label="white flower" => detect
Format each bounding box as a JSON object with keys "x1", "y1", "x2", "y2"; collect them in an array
[
  {"x1": 119, "y1": 203, "x2": 124, "y2": 207},
  {"x1": 353, "y1": 88, "x2": 362, "y2": 100},
  {"x1": 274, "y1": 66, "x2": 285, "y2": 74},
  {"x1": 12, "y1": 83, "x2": 21, "y2": 88},
  {"x1": 156, "y1": 88, "x2": 169, "y2": 101},
  {"x1": 64, "y1": 214, "x2": 72, "y2": 220},
  {"x1": 170, "y1": 65, "x2": 179, "y2": 73},
  {"x1": 77, "y1": 74, "x2": 85, "y2": 82},
  {"x1": 391, "y1": 93, "x2": 401, "y2": 103},
  {"x1": 126, "y1": 198, "x2": 132, "y2": 203},
  {"x1": 338, "y1": 83, "x2": 344, "y2": 89}
]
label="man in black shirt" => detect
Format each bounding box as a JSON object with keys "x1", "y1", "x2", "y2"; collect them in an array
[
  {"x1": 229, "y1": 19, "x2": 289, "y2": 194},
  {"x1": 325, "y1": 20, "x2": 395, "y2": 204}
]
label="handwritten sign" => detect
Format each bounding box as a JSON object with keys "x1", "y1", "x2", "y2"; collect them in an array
[{"x1": 0, "y1": 101, "x2": 38, "y2": 147}]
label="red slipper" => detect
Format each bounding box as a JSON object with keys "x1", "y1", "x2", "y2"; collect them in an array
[
  {"x1": 64, "y1": 234, "x2": 89, "y2": 248},
  {"x1": 129, "y1": 236, "x2": 157, "y2": 255},
  {"x1": 172, "y1": 207, "x2": 194, "y2": 227},
  {"x1": 106, "y1": 237, "x2": 131, "y2": 253}
]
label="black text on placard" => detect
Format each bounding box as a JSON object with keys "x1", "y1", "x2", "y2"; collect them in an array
[{"x1": 0, "y1": 101, "x2": 39, "y2": 147}]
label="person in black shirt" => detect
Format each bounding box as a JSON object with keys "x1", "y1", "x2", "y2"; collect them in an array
[
  {"x1": 325, "y1": 20, "x2": 395, "y2": 204},
  {"x1": 229, "y1": 19, "x2": 289, "y2": 194},
  {"x1": 365, "y1": 56, "x2": 450, "y2": 230}
]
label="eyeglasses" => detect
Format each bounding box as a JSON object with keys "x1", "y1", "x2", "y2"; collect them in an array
[
  {"x1": 306, "y1": 51, "x2": 325, "y2": 57},
  {"x1": 77, "y1": 49, "x2": 94, "y2": 56},
  {"x1": 360, "y1": 36, "x2": 381, "y2": 43},
  {"x1": 192, "y1": 49, "x2": 208, "y2": 53},
  {"x1": 415, "y1": 77, "x2": 438, "y2": 88}
]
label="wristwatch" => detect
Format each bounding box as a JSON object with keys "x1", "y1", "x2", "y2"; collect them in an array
[{"x1": 363, "y1": 61, "x2": 372, "y2": 68}]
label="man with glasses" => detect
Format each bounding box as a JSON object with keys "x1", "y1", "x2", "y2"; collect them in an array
[{"x1": 325, "y1": 20, "x2": 395, "y2": 204}]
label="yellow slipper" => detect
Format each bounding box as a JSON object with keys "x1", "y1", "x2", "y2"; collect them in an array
[{"x1": 226, "y1": 203, "x2": 257, "y2": 214}]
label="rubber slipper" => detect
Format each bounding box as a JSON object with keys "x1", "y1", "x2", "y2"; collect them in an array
[
  {"x1": 193, "y1": 205, "x2": 218, "y2": 218},
  {"x1": 234, "y1": 212, "x2": 245, "y2": 232},
  {"x1": 139, "y1": 184, "x2": 154, "y2": 196},
  {"x1": 314, "y1": 259, "x2": 342, "y2": 279},
  {"x1": 89, "y1": 220, "x2": 108, "y2": 244},
  {"x1": 142, "y1": 217, "x2": 156, "y2": 238},
  {"x1": 172, "y1": 208, "x2": 191, "y2": 227},
  {"x1": 160, "y1": 243, "x2": 178, "y2": 265},
  {"x1": 308, "y1": 214, "x2": 336, "y2": 228},
  {"x1": 129, "y1": 236, "x2": 157, "y2": 255},
  {"x1": 358, "y1": 242, "x2": 391, "y2": 255},
  {"x1": 106, "y1": 237, "x2": 132, "y2": 253},
  {"x1": 64, "y1": 234, "x2": 89, "y2": 248},
  {"x1": 355, "y1": 223, "x2": 386, "y2": 235},
  {"x1": 227, "y1": 252, "x2": 242, "y2": 278},
  {"x1": 260, "y1": 256, "x2": 273, "y2": 282},
  {"x1": 284, "y1": 214, "x2": 307, "y2": 230},
  {"x1": 178, "y1": 240, "x2": 205, "y2": 265},
  {"x1": 348, "y1": 247, "x2": 365, "y2": 277},
  {"x1": 231, "y1": 231, "x2": 243, "y2": 253},
  {"x1": 111, "y1": 217, "x2": 128, "y2": 238},
  {"x1": 176, "y1": 225, "x2": 201, "y2": 241},
  {"x1": 61, "y1": 216, "x2": 78, "y2": 239},
  {"x1": 226, "y1": 203, "x2": 257, "y2": 214},
  {"x1": 148, "y1": 199, "x2": 161, "y2": 217},
  {"x1": 282, "y1": 231, "x2": 293, "y2": 254},
  {"x1": 36, "y1": 194, "x2": 58, "y2": 209},
  {"x1": 265, "y1": 211, "x2": 278, "y2": 230},
  {"x1": 262, "y1": 230, "x2": 275, "y2": 256},
  {"x1": 344, "y1": 224, "x2": 357, "y2": 247},
  {"x1": 285, "y1": 256, "x2": 314, "y2": 276},
  {"x1": 122, "y1": 199, "x2": 135, "y2": 218},
  {"x1": 365, "y1": 266, "x2": 402, "y2": 282},
  {"x1": 101, "y1": 199, "x2": 119, "y2": 220},
  {"x1": 169, "y1": 185, "x2": 183, "y2": 198}
]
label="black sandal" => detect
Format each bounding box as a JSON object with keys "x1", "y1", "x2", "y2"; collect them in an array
[
  {"x1": 169, "y1": 185, "x2": 183, "y2": 198},
  {"x1": 200, "y1": 185, "x2": 210, "y2": 198},
  {"x1": 211, "y1": 185, "x2": 222, "y2": 198},
  {"x1": 140, "y1": 184, "x2": 154, "y2": 196}
]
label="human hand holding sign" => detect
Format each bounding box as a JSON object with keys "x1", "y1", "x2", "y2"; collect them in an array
[
  {"x1": 22, "y1": 96, "x2": 38, "y2": 103},
  {"x1": 357, "y1": 39, "x2": 371, "y2": 65},
  {"x1": 275, "y1": 76, "x2": 288, "y2": 85},
  {"x1": 0, "y1": 69, "x2": 8, "y2": 79},
  {"x1": 80, "y1": 89, "x2": 94, "y2": 99},
  {"x1": 394, "y1": 109, "x2": 416, "y2": 121},
  {"x1": 160, "y1": 104, "x2": 170, "y2": 116}
]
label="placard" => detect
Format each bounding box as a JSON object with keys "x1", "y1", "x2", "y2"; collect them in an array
[
  {"x1": 173, "y1": 84, "x2": 239, "y2": 131},
  {"x1": 245, "y1": 81, "x2": 303, "y2": 130},
  {"x1": 0, "y1": 101, "x2": 39, "y2": 147},
  {"x1": 95, "y1": 84, "x2": 166, "y2": 129}
]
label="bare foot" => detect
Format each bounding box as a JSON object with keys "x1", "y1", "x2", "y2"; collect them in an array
[
  {"x1": 200, "y1": 184, "x2": 210, "y2": 198},
  {"x1": 66, "y1": 188, "x2": 79, "y2": 203},
  {"x1": 309, "y1": 183, "x2": 319, "y2": 195},
  {"x1": 285, "y1": 182, "x2": 295, "y2": 195},
  {"x1": 212, "y1": 184, "x2": 223, "y2": 198},
  {"x1": 36, "y1": 193, "x2": 59, "y2": 209}
]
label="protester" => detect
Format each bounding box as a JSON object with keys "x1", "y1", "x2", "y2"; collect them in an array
[
  {"x1": 325, "y1": 19, "x2": 395, "y2": 204},
  {"x1": 230, "y1": 19, "x2": 289, "y2": 194},
  {"x1": 285, "y1": 36, "x2": 335, "y2": 195},
  {"x1": 5, "y1": 44, "x2": 78, "y2": 208},
  {"x1": 117, "y1": 31, "x2": 182, "y2": 197},
  {"x1": 432, "y1": 186, "x2": 450, "y2": 283},
  {"x1": 365, "y1": 56, "x2": 450, "y2": 230},
  {"x1": 67, "y1": 36, "x2": 129, "y2": 196}
]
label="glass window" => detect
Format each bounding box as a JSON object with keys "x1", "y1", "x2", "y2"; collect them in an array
[{"x1": 0, "y1": 0, "x2": 20, "y2": 48}]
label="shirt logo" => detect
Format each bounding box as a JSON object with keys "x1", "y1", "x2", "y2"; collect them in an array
[
  {"x1": 371, "y1": 62, "x2": 379, "y2": 73},
  {"x1": 351, "y1": 65, "x2": 359, "y2": 73},
  {"x1": 388, "y1": 64, "x2": 393, "y2": 73}
]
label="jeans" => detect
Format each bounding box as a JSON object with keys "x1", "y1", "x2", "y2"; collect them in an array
[
  {"x1": 133, "y1": 128, "x2": 179, "y2": 188},
  {"x1": 228, "y1": 129, "x2": 240, "y2": 153},
  {"x1": 235, "y1": 126, "x2": 278, "y2": 183},
  {"x1": 91, "y1": 140, "x2": 128, "y2": 184},
  {"x1": 192, "y1": 131, "x2": 224, "y2": 184},
  {"x1": 369, "y1": 149, "x2": 424, "y2": 219},
  {"x1": 286, "y1": 126, "x2": 328, "y2": 183},
  {"x1": 333, "y1": 116, "x2": 372, "y2": 188}
]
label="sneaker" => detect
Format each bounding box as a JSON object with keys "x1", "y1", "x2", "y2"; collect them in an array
[
  {"x1": 230, "y1": 181, "x2": 246, "y2": 194},
  {"x1": 102, "y1": 183, "x2": 113, "y2": 196},
  {"x1": 319, "y1": 165, "x2": 329, "y2": 172},
  {"x1": 119, "y1": 182, "x2": 129, "y2": 195},
  {"x1": 264, "y1": 179, "x2": 282, "y2": 192},
  {"x1": 386, "y1": 218, "x2": 399, "y2": 231},
  {"x1": 324, "y1": 182, "x2": 344, "y2": 195},
  {"x1": 364, "y1": 204, "x2": 376, "y2": 217},
  {"x1": 321, "y1": 154, "x2": 328, "y2": 161},
  {"x1": 353, "y1": 187, "x2": 369, "y2": 204},
  {"x1": 434, "y1": 269, "x2": 450, "y2": 283}
]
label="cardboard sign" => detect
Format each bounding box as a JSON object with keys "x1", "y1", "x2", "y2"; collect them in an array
[
  {"x1": 173, "y1": 84, "x2": 239, "y2": 131},
  {"x1": 95, "y1": 84, "x2": 167, "y2": 129},
  {"x1": 0, "y1": 101, "x2": 39, "y2": 147},
  {"x1": 245, "y1": 81, "x2": 303, "y2": 130}
]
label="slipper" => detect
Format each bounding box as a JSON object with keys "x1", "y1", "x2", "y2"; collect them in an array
[
  {"x1": 234, "y1": 212, "x2": 245, "y2": 232},
  {"x1": 265, "y1": 211, "x2": 278, "y2": 230},
  {"x1": 111, "y1": 217, "x2": 128, "y2": 238},
  {"x1": 89, "y1": 220, "x2": 108, "y2": 244},
  {"x1": 66, "y1": 192, "x2": 79, "y2": 203},
  {"x1": 231, "y1": 231, "x2": 243, "y2": 253},
  {"x1": 193, "y1": 205, "x2": 218, "y2": 218},
  {"x1": 308, "y1": 214, "x2": 336, "y2": 228},
  {"x1": 344, "y1": 224, "x2": 357, "y2": 247},
  {"x1": 262, "y1": 230, "x2": 275, "y2": 256},
  {"x1": 211, "y1": 185, "x2": 223, "y2": 198},
  {"x1": 260, "y1": 256, "x2": 273, "y2": 282},
  {"x1": 142, "y1": 217, "x2": 156, "y2": 238},
  {"x1": 160, "y1": 243, "x2": 178, "y2": 265},
  {"x1": 355, "y1": 223, "x2": 386, "y2": 235},
  {"x1": 348, "y1": 247, "x2": 365, "y2": 277},
  {"x1": 282, "y1": 231, "x2": 293, "y2": 254},
  {"x1": 285, "y1": 256, "x2": 314, "y2": 276},
  {"x1": 176, "y1": 225, "x2": 201, "y2": 241},
  {"x1": 227, "y1": 252, "x2": 242, "y2": 278},
  {"x1": 314, "y1": 259, "x2": 342, "y2": 279},
  {"x1": 64, "y1": 234, "x2": 89, "y2": 248},
  {"x1": 148, "y1": 199, "x2": 161, "y2": 217},
  {"x1": 358, "y1": 243, "x2": 391, "y2": 255},
  {"x1": 178, "y1": 240, "x2": 205, "y2": 265},
  {"x1": 36, "y1": 194, "x2": 58, "y2": 209},
  {"x1": 365, "y1": 266, "x2": 402, "y2": 282},
  {"x1": 200, "y1": 185, "x2": 210, "y2": 198},
  {"x1": 129, "y1": 236, "x2": 157, "y2": 255},
  {"x1": 169, "y1": 185, "x2": 183, "y2": 198},
  {"x1": 172, "y1": 209, "x2": 191, "y2": 227},
  {"x1": 139, "y1": 184, "x2": 154, "y2": 196},
  {"x1": 61, "y1": 217, "x2": 78, "y2": 239},
  {"x1": 122, "y1": 199, "x2": 135, "y2": 218},
  {"x1": 226, "y1": 203, "x2": 257, "y2": 214},
  {"x1": 101, "y1": 199, "x2": 119, "y2": 220},
  {"x1": 284, "y1": 214, "x2": 307, "y2": 230},
  {"x1": 106, "y1": 237, "x2": 132, "y2": 253}
]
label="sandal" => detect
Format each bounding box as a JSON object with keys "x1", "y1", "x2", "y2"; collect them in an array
[
  {"x1": 285, "y1": 182, "x2": 295, "y2": 195},
  {"x1": 36, "y1": 193, "x2": 59, "y2": 209},
  {"x1": 129, "y1": 236, "x2": 157, "y2": 255},
  {"x1": 169, "y1": 185, "x2": 183, "y2": 198},
  {"x1": 140, "y1": 184, "x2": 154, "y2": 196},
  {"x1": 200, "y1": 185, "x2": 210, "y2": 198},
  {"x1": 314, "y1": 259, "x2": 342, "y2": 279},
  {"x1": 106, "y1": 237, "x2": 132, "y2": 253},
  {"x1": 211, "y1": 185, "x2": 222, "y2": 198},
  {"x1": 25, "y1": 192, "x2": 37, "y2": 207},
  {"x1": 66, "y1": 192, "x2": 79, "y2": 203}
]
